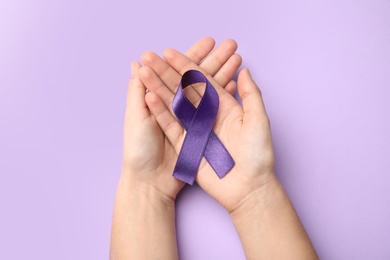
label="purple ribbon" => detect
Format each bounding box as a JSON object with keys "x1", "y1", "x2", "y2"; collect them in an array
[{"x1": 172, "y1": 70, "x2": 235, "y2": 185}]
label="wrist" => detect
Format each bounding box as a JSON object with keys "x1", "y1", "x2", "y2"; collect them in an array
[
  {"x1": 117, "y1": 172, "x2": 176, "y2": 209},
  {"x1": 111, "y1": 171, "x2": 179, "y2": 260},
  {"x1": 229, "y1": 172, "x2": 281, "y2": 221},
  {"x1": 228, "y1": 173, "x2": 318, "y2": 259}
]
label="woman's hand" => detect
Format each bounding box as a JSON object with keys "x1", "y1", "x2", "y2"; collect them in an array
[
  {"x1": 121, "y1": 61, "x2": 184, "y2": 200},
  {"x1": 111, "y1": 37, "x2": 243, "y2": 260},
  {"x1": 140, "y1": 47, "x2": 317, "y2": 259},
  {"x1": 121, "y1": 37, "x2": 243, "y2": 202}
]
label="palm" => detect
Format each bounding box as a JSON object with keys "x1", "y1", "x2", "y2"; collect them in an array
[
  {"x1": 196, "y1": 90, "x2": 274, "y2": 211},
  {"x1": 122, "y1": 64, "x2": 183, "y2": 199}
]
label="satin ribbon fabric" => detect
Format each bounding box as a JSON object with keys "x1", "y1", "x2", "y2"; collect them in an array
[{"x1": 172, "y1": 70, "x2": 235, "y2": 185}]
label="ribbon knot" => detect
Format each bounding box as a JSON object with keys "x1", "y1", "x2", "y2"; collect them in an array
[{"x1": 172, "y1": 70, "x2": 235, "y2": 185}]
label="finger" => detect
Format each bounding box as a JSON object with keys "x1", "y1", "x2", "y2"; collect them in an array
[
  {"x1": 238, "y1": 69, "x2": 268, "y2": 122},
  {"x1": 141, "y1": 51, "x2": 204, "y2": 106},
  {"x1": 214, "y1": 53, "x2": 242, "y2": 87},
  {"x1": 185, "y1": 36, "x2": 215, "y2": 64},
  {"x1": 163, "y1": 48, "x2": 245, "y2": 135},
  {"x1": 224, "y1": 80, "x2": 237, "y2": 96},
  {"x1": 162, "y1": 48, "x2": 229, "y2": 96},
  {"x1": 200, "y1": 39, "x2": 238, "y2": 76},
  {"x1": 142, "y1": 40, "x2": 237, "y2": 96},
  {"x1": 138, "y1": 66, "x2": 202, "y2": 112},
  {"x1": 126, "y1": 61, "x2": 149, "y2": 119},
  {"x1": 145, "y1": 91, "x2": 184, "y2": 151},
  {"x1": 141, "y1": 51, "x2": 179, "y2": 93},
  {"x1": 138, "y1": 66, "x2": 174, "y2": 107}
]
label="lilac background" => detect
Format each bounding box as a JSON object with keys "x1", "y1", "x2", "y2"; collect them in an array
[{"x1": 1, "y1": 0, "x2": 389, "y2": 259}]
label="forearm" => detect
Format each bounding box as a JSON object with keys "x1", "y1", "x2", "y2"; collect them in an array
[
  {"x1": 230, "y1": 173, "x2": 317, "y2": 260},
  {"x1": 110, "y1": 173, "x2": 178, "y2": 260}
]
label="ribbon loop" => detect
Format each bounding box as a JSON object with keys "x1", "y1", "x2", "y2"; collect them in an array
[{"x1": 172, "y1": 70, "x2": 235, "y2": 185}]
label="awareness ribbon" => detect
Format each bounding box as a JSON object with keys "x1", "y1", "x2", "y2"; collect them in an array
[{"x1": 172, "y1": 70, "x2": 235, "y2": 185}]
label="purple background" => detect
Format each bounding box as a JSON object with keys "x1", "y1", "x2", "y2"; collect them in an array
[{"x1": 1, "y1": 0, "x2": 389, "y2": 259}]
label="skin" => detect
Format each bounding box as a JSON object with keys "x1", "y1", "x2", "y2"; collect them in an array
[
  {"x1": 110, "y1": 36, "x2": 318, "y2": 259},
  {"x1": 110, "y1": 37, "x2": 242, "y2": 260}
]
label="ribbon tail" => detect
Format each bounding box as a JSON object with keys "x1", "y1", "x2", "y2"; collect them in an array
[{"x1": 204, "y1": 132, "x2": 235, "y2": 178}]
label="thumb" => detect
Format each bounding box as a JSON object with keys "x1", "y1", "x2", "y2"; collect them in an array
[
  {"x1": 237, "y1": 68, "x2": 269, "y2": 123},
  {"x1": 125, "y1": 61, "x2": 149, "y2": 120}
]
